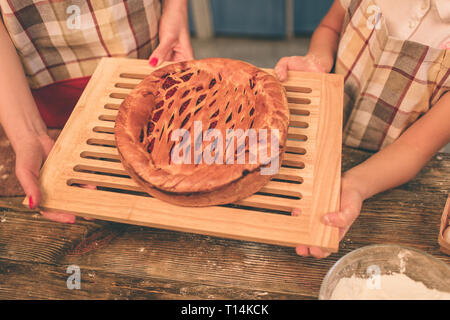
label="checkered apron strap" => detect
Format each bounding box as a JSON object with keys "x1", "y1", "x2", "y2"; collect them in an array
[
  {"x1": 0, "y1": 0, "x2": 161, "y2": 89},
  {"x1": 336, "y1": 0, "x2": 450, "y2": 151}
]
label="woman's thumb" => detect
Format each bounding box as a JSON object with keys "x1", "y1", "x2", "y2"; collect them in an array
[
  {"x1": 149, "y1": 40, "x2": 173, "y2": 67},
  {"x1": 15, "y1": 167, "x2": 41, "y2": 209}
]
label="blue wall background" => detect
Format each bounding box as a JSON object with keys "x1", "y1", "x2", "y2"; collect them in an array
[
  {"x1": 189, "y1": 0, "x2": 334, "y2": 37},
  {"x1": 210, "y1": 0, "x2": 286, "y2": 37},
  {"x1": 293, "y1": 0, "x2": 334, "y2": 34}
]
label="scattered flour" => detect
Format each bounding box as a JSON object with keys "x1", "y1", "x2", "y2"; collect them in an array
[{"x1": 330, "y1": 273, "x2": 450, "y2": 300}]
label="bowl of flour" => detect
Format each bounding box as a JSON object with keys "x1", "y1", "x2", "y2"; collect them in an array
[{"x1": 319, "y1": 244, "x2": 450, "y2": 300}]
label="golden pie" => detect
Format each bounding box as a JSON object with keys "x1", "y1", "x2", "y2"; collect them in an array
[{"x1": 115, "y1": 58, "x2": 289, "y2": 206}]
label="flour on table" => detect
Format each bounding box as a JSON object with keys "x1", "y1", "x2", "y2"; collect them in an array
[{"x1": 330, "y1": 273, "x2": 450, "y2": 300}]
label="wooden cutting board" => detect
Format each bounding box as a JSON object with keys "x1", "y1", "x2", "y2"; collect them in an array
[
  {"x1": 24, "y1": 57, "x2": 343, "y2": 252},
  {"x1": 439, "y1": 194, "x2": 450, "y2": 255}
]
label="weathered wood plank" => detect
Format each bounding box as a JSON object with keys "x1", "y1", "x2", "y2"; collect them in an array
[
  {"x1": 0, "y1": 259, "x2": 310, "y2": 299},
  {"x1": 0, "y1": 148, "x2": 449, "y2": 300},
  {"x1": 0, "y1": 207, "x2": 332, "y2": 298},
  {"x1": 0, "y1": 207, "x2": 125, "y2": 264}
]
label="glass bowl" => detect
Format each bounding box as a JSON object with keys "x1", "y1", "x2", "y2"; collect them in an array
[{"x1": 319, "y1": 244, "x2": 450, "y2": 300}]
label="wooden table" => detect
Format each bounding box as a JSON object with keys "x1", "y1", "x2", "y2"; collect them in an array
[{"x1": 0, "y1": 147, "x2": 448, "y2": 300}]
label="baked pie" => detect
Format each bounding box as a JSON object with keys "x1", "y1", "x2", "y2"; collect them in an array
[{"x1": 115, "y1": 58, "x2": 289, "y2": 206}]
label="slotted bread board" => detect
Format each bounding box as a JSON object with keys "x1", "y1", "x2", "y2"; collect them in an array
[
  {"x1": 439, "y1": 194, "x2": 450, "y2": 255},
  {"x1": 26, "y1": 57, "x2": 343, "y2": 252}
]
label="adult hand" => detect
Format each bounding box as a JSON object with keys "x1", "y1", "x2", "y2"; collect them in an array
[
  {"x1": 292, "y1": 176, "x2": 364, "y2": 258},
  {"x1": 15, "y1": 134, "x2": 91, "y2": 223},
  {"x1": 149, "y1": 0, "x2": 194, "y2": 66},
  {"x1": 274, "y1": 54, "x2": 329, "y2": 82},
  {"x1": 15, "y1": 133, "x2": 53, "y2": 210}
]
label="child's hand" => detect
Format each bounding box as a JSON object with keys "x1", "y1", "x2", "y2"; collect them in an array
[
  {"x1": 148, "y1": 0, "x2": 194, "y2": 66},
  {"x1": 274, "y1": 55, "x2": 328, "y2": 82},
  {"x1": 292, "y1": 175, "x2": 364, "y2": 258}
]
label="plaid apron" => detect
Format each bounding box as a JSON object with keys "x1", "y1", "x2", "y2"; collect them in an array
[
  {"x1": 336, "y1": 0, "x2": 450, "y2": 151},
  {"x1": 1, "y1": 0, "x2": 161, "y2": 89}
]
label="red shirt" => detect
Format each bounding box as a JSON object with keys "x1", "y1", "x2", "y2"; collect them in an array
[{"x1": 32, "y1": 76, "x2": 90, "y2": 129}]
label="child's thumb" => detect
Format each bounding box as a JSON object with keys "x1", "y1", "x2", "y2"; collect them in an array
[
  {"x1": 274, "y1": 57, "x2": 290, "y2": 82},
  {"x1": 321, "y1": 210, "x2": 349, "y2": 228}
]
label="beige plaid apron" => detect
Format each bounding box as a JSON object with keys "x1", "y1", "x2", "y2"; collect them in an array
[
  {"x1": 1, "y1": 0, "x2": 161, "y2": 89},
  {"x1": 336, "y1": 0, "x2": 450, "y2": 151}
]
